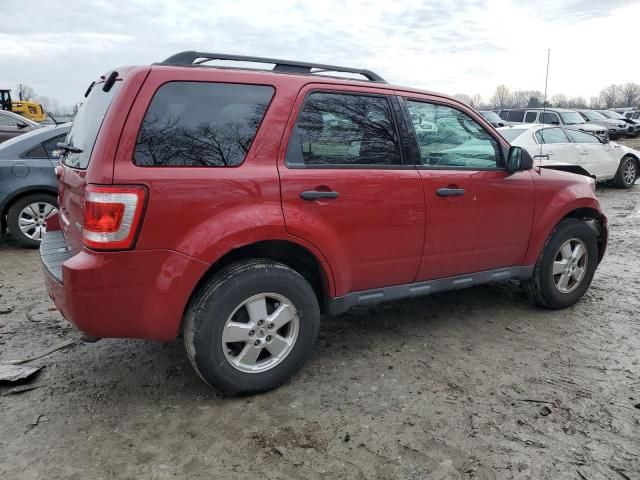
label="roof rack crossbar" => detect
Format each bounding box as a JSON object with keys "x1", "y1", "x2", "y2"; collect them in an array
[{"x1": 160, "y1": 51, "x2": 386, "y2": 83}]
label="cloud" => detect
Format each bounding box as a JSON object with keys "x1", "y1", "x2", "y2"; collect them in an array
[{"x1": 1, "y1": 0, "x2": 639, "y2": 107}]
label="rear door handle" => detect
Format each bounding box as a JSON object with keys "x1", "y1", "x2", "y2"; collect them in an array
[
  {"x1": 300, "y1": 190, "x2": 340, "y2": 200},
  {"x1": 436, "y1": 188, "x2": 465, "y2": 197}
]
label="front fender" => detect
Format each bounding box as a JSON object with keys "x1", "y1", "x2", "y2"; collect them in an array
[{"x1": 523, "y1": 175, "x2": 604, "y2": 266}]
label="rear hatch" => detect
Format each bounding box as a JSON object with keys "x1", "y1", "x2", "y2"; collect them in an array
[{"x1": 57, "y1": 80, "x2": 122, "y2": 253}]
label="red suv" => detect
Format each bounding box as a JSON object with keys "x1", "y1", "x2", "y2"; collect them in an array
[{"x1": 42, "y1": 52, "x2": 607, "y2": 394}]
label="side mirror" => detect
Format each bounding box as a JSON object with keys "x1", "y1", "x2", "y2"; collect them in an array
[
  {"x1": 507, "y1": 146, "x2": 534, "y2": 172},
  {"x1": 16, "y1": 121, "x2": 28, "y2": 129},
  {"x1": 599, "y1": 136, "x2": 610, "y2": 144}
]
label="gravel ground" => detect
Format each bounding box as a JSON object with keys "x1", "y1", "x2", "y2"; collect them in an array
[{"x1": 1, "y1": 147, "x2": 639, "y2": 479}]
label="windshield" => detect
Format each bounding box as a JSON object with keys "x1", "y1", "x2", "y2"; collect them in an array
[
  {"x1": 480, "y1": 111, "x2": 501, "y2": 122},
  {"x1": 558, "y1": 112, "x2": 585, "y2": 125},
  {"x1": 62, "y1": 81, "x2": 121, "y2": 169},
  {"x1": 599, "y1": 110, "x2": 623, "y2": 120},
  {"x1": 499, "y1": 128, "x2": 527, "y2": 142},
  {"x1": 583, "y1": 110, "x2": 605, "y2": 121}
]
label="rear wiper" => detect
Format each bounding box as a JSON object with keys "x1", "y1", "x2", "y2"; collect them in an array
[{"x1": 56, "y1": 142, "x2": 83, "y2": 154}]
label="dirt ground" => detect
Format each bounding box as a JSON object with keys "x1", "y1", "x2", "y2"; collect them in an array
[{"x1": 1, "y1": 145, "x2": 639, "y2": 479}]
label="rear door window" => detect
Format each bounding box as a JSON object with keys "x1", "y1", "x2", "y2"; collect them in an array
[
  {"x1": 524, "y1": 112, "x2": 537, "y2": 123},
  {"x1": 134, "y1": 82, "x2": 274, "y2": 167},
  {"x1": 62, "y1": 82, "x2": 121, "y2": 169},
  {"x1": 285, "y1": 92, "x2": 402, "y2": 167},
  {"x1": 535, "y1": 128, "x2": 570, "y2": 144}
]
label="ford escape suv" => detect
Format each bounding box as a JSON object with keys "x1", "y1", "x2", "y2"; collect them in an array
[{"x1": 42, "y1": 52, "x2": 608, "y2": 394}]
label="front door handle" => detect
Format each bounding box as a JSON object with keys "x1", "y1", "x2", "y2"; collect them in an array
[
  {"x1": 300, "y1": 190, "x2": 340, "y2": 200},
  {"x1": 436, "y1": 188, "x2": 465, "y2": 197}
]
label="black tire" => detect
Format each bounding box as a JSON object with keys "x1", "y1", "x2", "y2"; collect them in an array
[
  {"x1": 523, "y1": 218, "x2": 598, "y2": 309},
  {"x1": 613, "y1": 155, "x2": 638, "y2": 189},
  {"x1": 184, "y1": 259, "x2": 321, "y2": 395},
  {"x1": 7, "y1": 193, "x2": 58, "y2": 248}
]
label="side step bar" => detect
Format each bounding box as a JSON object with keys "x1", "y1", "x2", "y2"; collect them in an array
[{"x1": 326, "y1": 266, "x2": 534, "y2": 316}]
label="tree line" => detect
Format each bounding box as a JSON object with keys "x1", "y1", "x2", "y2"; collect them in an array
[{"x1": 454, "y1": 83, "x2": 640, "y2": 111}]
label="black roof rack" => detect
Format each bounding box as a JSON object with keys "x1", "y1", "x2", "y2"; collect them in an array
[{"x1": 160, "y1": 51, "x2": 387, "y2": 83}]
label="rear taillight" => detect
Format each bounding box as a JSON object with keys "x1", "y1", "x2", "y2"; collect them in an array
[{"x1": 83, "y1": 185, "x2": 147, "y2": 250}]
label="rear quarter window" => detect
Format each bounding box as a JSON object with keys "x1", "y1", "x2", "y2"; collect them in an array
[{"x1": 134, "y1": 82, "x2": 274, "y2": 167}]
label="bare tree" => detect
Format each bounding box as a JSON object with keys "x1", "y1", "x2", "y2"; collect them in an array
[
  {"x1": 567, "y1": 96, "x2": 587, "y2": 109},
  {"x1": 550, "y1": 94, "x2": 568, "y2": 108},
  {"x1": 511, "y1": 90, "x2": 529, "y2": 108},
  {"x1": 589, "y1": 97, "x2": 601, "y2": 109},
  {"x1": 600, "y1": 84, "x2": 621, "y2": 108},
  {"x1": 16, "y1": 83, "x2": 35, "y2": 101},
  {"x1": 471, "y1": 94, "x2": 482, "y2": 108},
  {"x1": 453, "y1": 93, "x2": 472, "y2": 105},
  {"x1": 620, "y1": 82, "x2": 640, "y2": 107},
  {"x1": 491, "y1": 85, "x2": 511, "y2": 109}
]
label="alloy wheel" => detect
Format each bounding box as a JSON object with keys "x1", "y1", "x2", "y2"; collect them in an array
[
  {"x1": 552, "y1": 238, "x2": 588, "y2": 294},
  {"x1": 623, "y1": 160, "x2": 636, "y2": 186},
  {"x1": 17, "y1": 202, "x2": 57, "y2": 241},
  {"x1": 221, "y1": 293, "x2": 299, "y2": 373}
]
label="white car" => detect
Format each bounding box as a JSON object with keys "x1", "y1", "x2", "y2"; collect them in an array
[{"x1": 498, "y1": 124, "x2": 639, "y2": 188}]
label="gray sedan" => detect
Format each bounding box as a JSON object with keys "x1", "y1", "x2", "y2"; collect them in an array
[{"x1": 0, "y1": 123, "x2": 70, "y2": 247}]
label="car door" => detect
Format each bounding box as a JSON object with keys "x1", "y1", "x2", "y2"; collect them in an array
[
  {"x1": 532, "y1": 127, "x2": 577, "y2": 165},
  {"x1": 278, "y1": 87, "x2": 425, "y2": 295},
  {"x1": 564, "y1": 128, "x2": 617, "y2": 179},
  {"x1": 401, "y1": 97, "x2": 534, "y2": 280}
]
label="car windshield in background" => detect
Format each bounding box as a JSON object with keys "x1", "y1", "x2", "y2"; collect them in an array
[
  {"x1": 62, "y1": 81, "x2": 121, "y2": 169},
  {"x1": 559, "y1": 112, "x2": 585, "y2": 125},
  {"x1": 583, "y1": 111, "x2": 606, "y2": 121},
  {"x1": 499, "y1": 128, "x2": 528, "y2": 142},
  {"x1": 480, "y1": 111, "x2": 501, "y2": 122},
  {"x1": 599, "y1": 111, "x2": 624, "y2": 120}
]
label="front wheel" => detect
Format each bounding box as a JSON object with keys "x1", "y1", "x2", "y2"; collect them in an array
[
  {"x1": 183, "y1": 260, "x2": 321, "y2": 394},
  {"x1": 613, "y1": 155, "x2": 637, "y2": 188},
  {"x1": 523, "y1": 218, "x2": 599, "y2": 309}
]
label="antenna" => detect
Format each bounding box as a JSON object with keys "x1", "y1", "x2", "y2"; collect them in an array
[{"x1": 539, "y1": 49, "x2": 551, "y2": 171}]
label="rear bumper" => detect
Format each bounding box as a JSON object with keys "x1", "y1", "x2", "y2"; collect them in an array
[{"x1": 41, "y1": 230, "x2": 210, "y2": 341}]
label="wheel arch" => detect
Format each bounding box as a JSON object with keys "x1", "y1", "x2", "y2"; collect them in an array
[
  {"x1": 556, "y1": 207, "x2": 607, "y2": 264},
  {"x1": 184, "y1": 239, "x2": 335, "y2": 321}
]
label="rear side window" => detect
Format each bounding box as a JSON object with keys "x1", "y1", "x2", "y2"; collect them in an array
[
  {"x1": 507, "y1": 111, "x2": 525, "y2": 122},
  {"x1": 134, "y1": 82, "x2": 274, "y2": 167},
  {"x1": 23, "y1": 144, "x2": 47, "y2": 159},
  {"x1": 286, "y1": 92, "x2": 402, "y2": 167},
  {"x1": 524, "y1": 112, "x2": 537, "y2": 123},
  {"x1": 535, "y1": 128, "x2": 570, "y2": 144},
  {"x1": 63, "y1": 82, "x2": 121, "y2": 169}
]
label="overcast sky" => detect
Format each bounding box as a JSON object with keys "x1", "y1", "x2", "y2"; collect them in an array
[{"x1": 2, "y1": 0, "x2": 639, "y2": 107}]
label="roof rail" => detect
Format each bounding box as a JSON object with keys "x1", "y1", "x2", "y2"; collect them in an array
[{"x1": 160, "y1": 51, "x2": 387, "y2": 83}]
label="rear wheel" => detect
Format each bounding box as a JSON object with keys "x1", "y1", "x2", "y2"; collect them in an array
[
  {"x1": 184, "y1": 259, "x2": 320, "y2": 394},
  {"x1": 523, "y1": 218, "x2": 598, "y2": 309},
  {"x1": 7, "y1": 193, "x2": 58, "y2": 248},
  {"x1": 613, "y1": 155, "x2": 637, "y2": 188}
]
